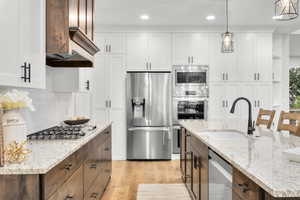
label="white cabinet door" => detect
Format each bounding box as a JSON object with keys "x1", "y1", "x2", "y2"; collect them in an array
[
  {"x1": 173, "y1": 34, "x2": 191, "y2": 65},
  {"x1": 19, "y1": 0, "x2": 45, "y2": 88},
  {"x1": 126, "y1": 33, "x2": 148, "y2": 71},
  {"x1": 148, "y1": 33, "x2": 172, "y2": 71},
  {"x1": 95, "y1": 33, "x2": 106, "y2": 54},
  {"x1": 208, "y1": 84, "x2": 226, "y2": 120},
  {"x1": 91, "y1": 55, "x2": 110, "y2": 122},
  {"x1": 108, "y1": 55, "x2": 126, "y2": 109},
  {"x1": 256, "y1": 33, "x2": 272, "y2": 82},
  {"x1": 79, "y1": 68, "x2": 92, "y2": 92},
  {"x1": 237, "y1": 33, "x2": 257, "y2": 82},
  {"x1": 190, "y1": 33, "x2": 209, "y2": 65},
  {"x1": 0, "y1": 0, "x2": 21, "y2": 87},
  {"x1": 106, "y1": 33, "x2": 124, "y2": 54},
  {"x1": 209, "y1": 34, "x2": 237, "y2": 82},
  {"x1": 110, "y1": 109, "x2": 126, "y2": 160}
]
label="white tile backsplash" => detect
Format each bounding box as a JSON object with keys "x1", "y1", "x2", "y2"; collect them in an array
[{"x1": 0, "y1": 69, "x2": 91, "y2": 134}]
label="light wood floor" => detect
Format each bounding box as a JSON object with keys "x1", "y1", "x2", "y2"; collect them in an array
[{"x1": 101, "y1": 160, "x2": 182, "y2": 200}]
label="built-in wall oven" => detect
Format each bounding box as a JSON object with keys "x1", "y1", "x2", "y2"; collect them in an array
[
  {"x1": 172, "y1": 98, "x2": 208, "y2": 153},
  {"x1": 173, "y1": 65, "x2": 209, "y2": 97}
]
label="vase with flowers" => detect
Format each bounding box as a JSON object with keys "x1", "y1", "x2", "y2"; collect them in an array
[{"x1": 0, "y1": 89, "x2": 35, "y2": 147}]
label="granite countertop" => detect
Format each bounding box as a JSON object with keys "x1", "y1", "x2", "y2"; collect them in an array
[
  {"x1": 180, "y1": 119, "x2": 300, "y2": 198},
  {"x1": 0, "y1": 121, "x2": 112, "y2": 175}
]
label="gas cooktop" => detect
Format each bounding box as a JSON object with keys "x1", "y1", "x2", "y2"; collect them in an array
[{"x1": 27, "y1": 125, "x2": 87, "y2": 140}]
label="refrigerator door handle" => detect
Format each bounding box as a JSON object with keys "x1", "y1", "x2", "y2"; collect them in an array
[{"x1": 128, "y1": 127, "x2": 170, "y2": 132}]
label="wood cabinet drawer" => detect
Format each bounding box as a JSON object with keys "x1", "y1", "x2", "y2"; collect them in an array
[
  {"x1": 233, "y1": 192, "x2": 244, "y2": 200},
  {"x1": 48, "y1": 165, "x2": 84, "y2": 200},
  {"x1": 233, "y1": 169, "x2": 261, "y2": 200},
  {"x1": 84, "y1": 169, "x2": 106, "y2": 200},
  {"x1": 43, "y1": 147, "x2": 87, "y2": 199},
  {"x1": 191, "y1": 135, "x2": 208, "y2": 161}
]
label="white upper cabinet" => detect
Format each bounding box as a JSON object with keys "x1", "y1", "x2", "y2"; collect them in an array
[
  {"x1": 96, "y1": 33, "x2": 125, "y2": 54},
  {"x1": 126, "y1": 33, "x2": 148, "y2": 71},
  {"x1": 148, "y1": 33, "x2": 172, "y2": 71},
  {"x1": 126, "y1": 33, "x2": 172, "y2": 71},
  {"x1": 237, "y1": 33, "x2": 272, "y2": 83},
  {"x1": 209, "y1": 33, "x2": 237, "y2": 82},
  {"x1": 20, "y1": 0, "x2": 45, "y2": 89},
  {"x1": 0, "y1": 0, "x2": 45, "y2": 88},
  {"x1": 50, "y1": 68, "x2": 92, "y2": 93},
  {"x1": 173, "y1": 33, "x2": 209, "y2": 65},
  {"x1": 0, "y1": 0, "x2": 21, "y2": 87}
]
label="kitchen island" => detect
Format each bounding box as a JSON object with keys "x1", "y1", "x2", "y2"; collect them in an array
[
  {"x1": 0, "y1": 122, "x2": 112, "y2": 200},
  {"x1": 180, "y1": 120, "x2": 300, "y2": 200}
]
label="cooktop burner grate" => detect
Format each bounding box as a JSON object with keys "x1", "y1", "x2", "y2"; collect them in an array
[{"x1": 27, "y1": 125, "x2": 86, "y2": 140}]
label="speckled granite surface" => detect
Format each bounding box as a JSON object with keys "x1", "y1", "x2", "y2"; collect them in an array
[
  {"x1": 180, "y1": 119, "x2": 300, "y2": 198},
  {"x1": 0, "y1": 121, "x2": 112, "y2": 175}
]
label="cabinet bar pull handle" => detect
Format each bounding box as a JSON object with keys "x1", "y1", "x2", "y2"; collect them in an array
[
  {"x1": 65, "y1": 195, "x2": 74, "y2": 200},
  {"x1": 188, "y1": 56, "x2": 190, "y2": 64},
  {"x1": 109, "y1": 45, "x2": 111, "y2": 52},
  {"x1": 150, "y1": 62, "x2": 152, "y2": 70},
  {"x1": 90, "y1": 193, "x2": 99, "y2": 198},
  {"x1": 191, "y1": 56, "x2": 194, "y2": 64},
  {"x1": 86, "y1": 80, "x2": 90, "y2": 90},
  {"x1": 90, "y1": 163, "x2": 97, "y2": 169},
  {"x1": 64, "y1": 163, "x2": 73, "y2": 170},
  {"x1": 226, "y1": 73, "x2": 228, "y2": 81},
  {"x1": 28, "y1": 63, "x2": 31, "y2": 83},
  {"x1": 21, "y1": 62, "x2": 27, "y2": 82}
]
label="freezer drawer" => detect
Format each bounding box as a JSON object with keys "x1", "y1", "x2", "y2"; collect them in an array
[{"x1": 127, "y1": 127, "x2": 171, "y2": 160}]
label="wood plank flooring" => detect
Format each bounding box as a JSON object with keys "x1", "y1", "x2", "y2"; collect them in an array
[{"x1": 101, "y1": 160, "x2": 182, "y2": 200}]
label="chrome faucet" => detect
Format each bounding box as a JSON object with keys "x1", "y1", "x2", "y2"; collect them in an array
[{"x1": 230, "y1": 97, "x2": 255, "y2": 135}]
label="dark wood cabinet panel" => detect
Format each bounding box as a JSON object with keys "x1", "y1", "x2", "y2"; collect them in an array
[
  {"x1": 86, "y1": 0, "x2": 94, "y2": 40},
  {"x1": 233, "y1": 168, "x2": 261, "y2": 200},
  {"x1": 0, "y1": 175, "x2": 39, "y2": 200},
  {"x1": 180, "y1": 127, "x2": 186, "y2": 182},
  {"x1": 79, "y1": 0, "x2": 87, "y2": 33},
  {"x1": 48, "y1": 165, "x2": 84, "y2": 200},
  {"x1": 69, "y1": 0, "x2": 79, "y2": 27},
  {"x1": 42, "y1": 145, "x2": 87, "y2": 199},
  {"x1": 192, "y1": 152, "x2": 201, "y2": 200}
]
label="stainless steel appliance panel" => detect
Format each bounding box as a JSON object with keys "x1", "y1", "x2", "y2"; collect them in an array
[
  {"x1": 147, "y1": 73, "x2": 171, "y2": 126},
  {"x1": 126, "y1": 73, "x2": 150, "y2": 127},
  {"x1": 127, "y1": 127, "x2": 171, "y2": 160},
  {"x1": 172, "y1": 97, "x2": 208, "y2": 125},
  {"x1": 173, "y1": 65, "x2": 209, "y2": 97},
  {"x1": 209, "y1": 150, "x2": 232, "y2": 200}
]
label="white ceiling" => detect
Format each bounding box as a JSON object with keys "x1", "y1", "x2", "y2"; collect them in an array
[{"x1": 95, "y1": 0, "x2": 300, "y2": 32}]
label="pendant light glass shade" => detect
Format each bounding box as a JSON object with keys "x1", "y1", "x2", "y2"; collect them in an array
[
  {"x1": 221, "y1": 32, "x2": 234, "y2": 53},
  {"x1": 221, "y1": 0, "x2": 234, "y2": 53},
  {"x1": 275, "y1": 0, "x2": 299, "y2": 20}
]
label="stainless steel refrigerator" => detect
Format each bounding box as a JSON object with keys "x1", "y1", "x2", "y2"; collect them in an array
[{"x1": 126, "y1": 72, "x2": 171, "y2": 160}]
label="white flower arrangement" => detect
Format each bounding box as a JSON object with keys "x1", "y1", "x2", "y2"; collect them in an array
[{"x1": 0, "y1": 89, "x2": 35, "y2": 111}]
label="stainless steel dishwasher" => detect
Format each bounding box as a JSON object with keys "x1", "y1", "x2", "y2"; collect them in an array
[{"x1": 209, "y1": 150, "x2": 233, "y2": 200}]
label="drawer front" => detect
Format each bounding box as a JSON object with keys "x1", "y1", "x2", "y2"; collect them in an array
[
  {"x1": 233, "y1": 169, "x2": 261, "y2": 200},
  {"x1": 191, "y1": 135, "x2": 208, "y2": 161},
  {"x1": 43, "y1": 147, "x2": 87, "y2": 199},
  {"x1": 84, "y1": 168, "x2": 107, "y2": 200},
  {"x1": 48, "y1": 165, "x2": 84, "y2": 200},
  {"x1": 233, "y1": 192, "x2": 243, "y2": 200}
]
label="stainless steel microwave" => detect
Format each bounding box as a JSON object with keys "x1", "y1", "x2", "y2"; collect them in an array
[{"x1": 173, "y1": 65, "x2": 209, "y2": 97}]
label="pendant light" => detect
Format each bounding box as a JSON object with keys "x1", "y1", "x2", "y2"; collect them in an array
[
  {"x1": 275, "y1": 0, "x2": 299, "y2": 21},
  {"x1": 221, "y1": 0, "x2": 234, "y2": 53}
]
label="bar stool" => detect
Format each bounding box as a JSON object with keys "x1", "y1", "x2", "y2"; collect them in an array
[
  {"x1": 277, "y1": 111, "x2": 300, "y2": 136},
  {"x1": 255, "y1": 109, "x2": 276, "y2": 129}
]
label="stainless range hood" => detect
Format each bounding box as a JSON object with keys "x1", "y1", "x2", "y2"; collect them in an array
[{"x1": 46, "y1": 0, "x2": 99, "y2": 68}]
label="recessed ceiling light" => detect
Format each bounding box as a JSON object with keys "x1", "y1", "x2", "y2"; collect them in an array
[
  {"x1": 206, "y1": 15, "x2": 216, "y2": 21},
  {"x1": 140, "y1": 14, "x2": 150, "y2": 20}
]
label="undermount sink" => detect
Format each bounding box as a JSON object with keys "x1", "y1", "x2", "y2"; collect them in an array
[{"x1": 200, "y1": 130, "x2": 244, "y2": 139}]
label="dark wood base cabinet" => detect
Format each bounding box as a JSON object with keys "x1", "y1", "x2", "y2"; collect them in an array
[
  {"x1": 180, "y1": 128, "x2": 300, "y2": 200},
  {"x1": 0, "y1": 125, "x2": 112, "y2": 200}
]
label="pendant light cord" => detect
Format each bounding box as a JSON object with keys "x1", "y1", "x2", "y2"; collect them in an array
[{"x1": 226, "y1": 0, "x2": 229, "y2": 32}]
